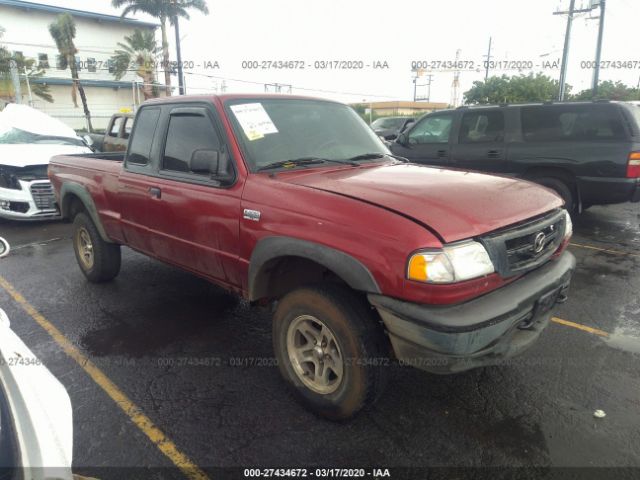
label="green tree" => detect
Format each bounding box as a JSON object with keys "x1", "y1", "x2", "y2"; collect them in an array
[
  {"x1": 49, "y1": 14, "x2": 92, "y2": 131},
  {"x1": 110, "y1": 29, "x2": 160, "y2": 100},
  {"x1": 463, "y1": 73, "x2": 568, "y2": 105},
  {"x1": 0, "y1": 26, "x2": 52, "y2": 103},
  {"x1": 111, "y1": 0, "x2": 209, "y2": 96},
  {"x1": 571, "y1": 80, "x2": 639, "y2": 101}
]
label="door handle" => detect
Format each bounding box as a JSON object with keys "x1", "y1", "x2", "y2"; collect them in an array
[
  {"x1": 148, "y1": 187, "x2": 161, "y2": 199},
  {"x1": 487, "y1": 150, "x2": 502, "y2": 159},
  {"x1": 437, "y1": 149, "x2": 448, "y2": 158}
]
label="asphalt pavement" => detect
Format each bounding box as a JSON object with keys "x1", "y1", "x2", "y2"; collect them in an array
[{"x1": 0, "y1": 203, "x2": 639, "y2": 479}]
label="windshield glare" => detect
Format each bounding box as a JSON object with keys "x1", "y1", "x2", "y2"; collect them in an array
[
  {"x1": 0, "y1": 127, "x2": 84, "y2": 146},
  {"x1": 227, "y1": 99, "x2": 388, "y2": 171}
]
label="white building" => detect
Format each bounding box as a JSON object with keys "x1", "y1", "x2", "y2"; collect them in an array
[{"x1": 0, "y1": 0, "x2": 160, "y2": 129}]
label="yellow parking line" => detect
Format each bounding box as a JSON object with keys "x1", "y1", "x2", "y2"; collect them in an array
[
  {"x1": 551, "y1": 316, "x2": 609, "y2": 338},
  {"x1": 569, "y1": 242, "x2": 640, "y2": 258},
  {"x1": 0, "y1": 275, "x2": 209, "y2": 480}
]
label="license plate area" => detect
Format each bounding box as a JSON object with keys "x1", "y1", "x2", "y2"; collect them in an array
[{"x1": 535, "y1": 286, "x2": 563, "y2": 316}]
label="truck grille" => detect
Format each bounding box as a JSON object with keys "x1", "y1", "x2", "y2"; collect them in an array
[
  {"x1": 30, "y1": 182, "x2": 56, "y2": 211},
  {"x1": 480, "y1": 209, "x2": 566, "y2": 277}
]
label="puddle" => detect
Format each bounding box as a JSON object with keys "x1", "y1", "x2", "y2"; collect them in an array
[{"x1": 603, "y1": 302, "x2": 640, "y2": 355}]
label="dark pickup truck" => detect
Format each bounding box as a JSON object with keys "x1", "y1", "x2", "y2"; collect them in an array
[{"x1": 49, "y1": 94, "x2": 575, "y2": 419}]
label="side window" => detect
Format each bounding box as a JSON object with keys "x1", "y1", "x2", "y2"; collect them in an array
[
  {"x1": 162, "y1": 113, "x2": 221, "y2": 174},
  {"x1": 108, "y1": 117, "x2": 122, "y2": 137},
  {"x1": 127, "y1": 108, "x2": 161, "y2": 165},
  {"x1": 459, "y1": 110, "x2": 505, "y2": 143},
  {"x1": 522, "y1": 106, "x2": 625, "y2": 142},
  {"x1": 122, "y1": 117, "x2": 132, "y2": 140},
  {"x1": 408, "y1": 114, "x2": 453, "y2": 144}
]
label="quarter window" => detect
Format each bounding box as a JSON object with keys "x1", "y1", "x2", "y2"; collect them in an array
[
  {"x1": 162, "y1": 113, "x2": 221, "y2": 174},
  {"x1": 459, "y1": 110, "x2": 505, "y2": 143}
]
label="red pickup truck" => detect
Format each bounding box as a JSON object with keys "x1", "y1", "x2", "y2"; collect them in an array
[{"x1": 49, "y1": 94, "x2": 575, "y2": 420}]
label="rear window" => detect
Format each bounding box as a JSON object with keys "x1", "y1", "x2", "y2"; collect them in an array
[
  {"x1": 521, "y1": 105, "x2": 626, "y2": 142},
  {"x1": 127, "y1": 108, "x2": 160, "y2": 165},
  {"x1": 623, "y1": 104, "x2": 640, "y2": 135}
]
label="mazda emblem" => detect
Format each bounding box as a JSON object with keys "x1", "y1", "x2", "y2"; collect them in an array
[{"x1": 533, "y1": 232, "x2": 546, "y2": 253}]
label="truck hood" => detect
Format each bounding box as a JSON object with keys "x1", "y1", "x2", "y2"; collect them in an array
[
  {"x1": 284, "y1": 163, "x2": 563, "y2": 243},
  {"x1": 0, "y1": 144, "x2": 91, "y2": 168}
]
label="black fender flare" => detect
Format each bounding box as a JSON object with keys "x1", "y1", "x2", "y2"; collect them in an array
[
  {"x1": 248, "y1": 236, "x2": 381, "y2": 301},
  {"x1": 59, "y1": 183, "x2": 113, "y2": 243}
]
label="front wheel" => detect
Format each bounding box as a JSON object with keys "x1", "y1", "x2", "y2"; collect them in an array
[
  {"x1": 273, "y1": 285, "x2": 390, "y2": 420},
  {"x1": 72, "y1": 212, "x2": 121, "y2": 283}
]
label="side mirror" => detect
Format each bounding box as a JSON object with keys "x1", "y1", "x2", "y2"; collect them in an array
[
  {"x1": 189, "y1": 150, "x2": 235, "y2": 185},
  {"x1": 190, "y1": 149, "x2": 219, "y2": 174},
  {"x1": 82, "y1": 134, "x2": 94, "y2": 146},
  {"x1": 0, "y1": 237, "x2": 10, "y2": 258},
  {"x1": 396, "y1": 132, "x2": 408, "y2": 145}
]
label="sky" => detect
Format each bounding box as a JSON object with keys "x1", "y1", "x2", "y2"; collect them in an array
[{"x1": 34, "y1": 0, "x2": 640, "y2": 104}]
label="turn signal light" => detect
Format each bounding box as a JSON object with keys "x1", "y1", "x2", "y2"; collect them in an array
[{"x1": 627, "y1": 152, "x2": 640, "y2": 178}]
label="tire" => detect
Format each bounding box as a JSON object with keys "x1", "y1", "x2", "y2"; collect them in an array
[
  {"x1": 531, "y1": 177, "x2": 576, "y2": 213},
  {"x1": 273, "y1": 284, "x2": 390, "y2": 421},
  {"x1": 72, "y1": 212, "x2": 121, "y2": 283}
]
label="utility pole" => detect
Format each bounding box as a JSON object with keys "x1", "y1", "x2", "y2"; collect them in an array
[
  {"x1": 425, "y1": 74, "x2": 433, "y2": 102},
  {"x1": 555, "y1": 0, "x2": 594, "y2": 101},
  {"x1": 484, "y1": 36, "x2": 492, "y2": 80},
  {"x1": 591, "y1": 0, "x2": 606, "y2": 97},
  {"x1": 174, "y1": 16, "x2": 185, "y2": 95}
]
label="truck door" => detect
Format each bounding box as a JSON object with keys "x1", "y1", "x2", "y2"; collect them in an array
[
  {"x1": 450, "y1": 108, "x2": 507, "y2": 173},
  {"x1": 390, "y1": 112, "x2": 454, "y2": 166},
  {"x1": 143, "y1": 105, "x2": 242, "y2": 285},
  {"x1": 118, "y1": 106, "x2": 162, "y2": 254}
]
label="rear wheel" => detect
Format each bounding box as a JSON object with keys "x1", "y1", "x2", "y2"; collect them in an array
[
  {"x1": 531, "y1": 177, "x2": 576, "y2": 213},
  {"x1": 72, "y1": 212, "x2": 121, "y2": 282},
  {"x1": 273, "y1": 285, "x2": 390, "y2": 420}
]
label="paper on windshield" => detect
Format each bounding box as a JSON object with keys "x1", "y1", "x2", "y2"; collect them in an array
[{"x1": 230, "y1": 103, "x2": 278, "y2": 141}]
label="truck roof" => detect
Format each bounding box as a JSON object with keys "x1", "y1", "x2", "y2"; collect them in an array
[{"x1": 143, "y1": 93, "x2": 339, "y2": 106}]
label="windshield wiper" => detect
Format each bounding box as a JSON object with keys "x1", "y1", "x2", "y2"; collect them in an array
[
  {"x1": 346, "y1": 152, "x2": 409, "y2": 163},
  {"x1": 257, "y1": 157, "x2": 357, "y2": 172}
]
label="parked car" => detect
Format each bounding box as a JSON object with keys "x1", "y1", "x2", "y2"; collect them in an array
[
  {"x1": 50, "y1": 94, "x2": 575, "y2": 420},
  {"x1": 370, "y1": 116, "x2": 415, "y2": 140},
  {"x1": 0, "y1": 104, "x2": 92, "y2": 221},
  {"x1": 88, "y1": 113, "x2": 134, "y2": 153},
  {"x1": 390, "y1": 101, "x2": 640, "y2": 213},
  {"x1": 0, "y1": 237, "x2": 74, "y2": 479}
]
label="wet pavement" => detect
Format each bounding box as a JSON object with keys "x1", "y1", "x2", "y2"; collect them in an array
[{"x1": 0, "y1": 204, "x2": 639, "y2": 478}]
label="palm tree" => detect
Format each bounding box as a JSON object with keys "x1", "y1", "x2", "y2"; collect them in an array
[
  {"x1": 49, "y1": 14, "x2": 93, "y2": 131},
  {"x1": 110, "y1": 29, "x2": 160, "y2": 100},
  {"x1": 111, "y1": 0, "x2": 209, "y2": 96}
]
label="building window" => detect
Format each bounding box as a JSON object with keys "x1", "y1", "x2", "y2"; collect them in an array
[
  {"x1": 38, "y1": 53, "x2": 50, "y2": 69},
  {"x1": 87, "y1": 57, "x2": 97, "y2": 73},
  {"x1": 75, "y1": 55, "x2": 82, "y2": 71}
]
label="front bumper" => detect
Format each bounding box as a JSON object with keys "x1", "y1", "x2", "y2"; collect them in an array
[
  {"x1": 0, "y1": 180, "x2": 60, "y2": 221},
  {"x1": 369, "y1": 251, "x2": 576, "y2": 374}
]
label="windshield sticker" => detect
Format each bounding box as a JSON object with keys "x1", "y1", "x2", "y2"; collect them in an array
[{"x1": 230, "y1": 103, "x2": 278, "y2": 141}]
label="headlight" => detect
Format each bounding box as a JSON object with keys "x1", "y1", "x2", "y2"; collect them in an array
[
  {"x1": 407, "y1": 241, "x2": 495, "y2": 284},
  {"x1": 564, "y1": 210, "x2": 573, "y2": 241}
]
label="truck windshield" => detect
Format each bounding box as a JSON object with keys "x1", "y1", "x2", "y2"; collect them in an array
[{"x1": 226, "y1": 99, "x2": 388, "y2": 171}]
